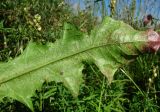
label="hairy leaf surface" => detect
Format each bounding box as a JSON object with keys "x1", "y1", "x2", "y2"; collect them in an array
[{"x1": 0, "y1": 17, "x2": 156, "y2": 111}]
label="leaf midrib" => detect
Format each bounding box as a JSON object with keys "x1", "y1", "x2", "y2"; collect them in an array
[{"x1": 0, "y1": 41, "x2": 146, "y2": 85}]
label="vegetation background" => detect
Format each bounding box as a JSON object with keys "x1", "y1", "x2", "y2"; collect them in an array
[{"x1": 0, "y1": 0, "x2": 160, "y2": 111}]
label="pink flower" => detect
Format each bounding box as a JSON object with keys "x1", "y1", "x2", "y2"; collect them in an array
[{"x1": 147, "y1": 30, "x2": 160, "y2": 52}]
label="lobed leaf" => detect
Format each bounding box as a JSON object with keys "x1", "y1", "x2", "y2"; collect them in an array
[{"x1": 0, "y1": 17, "x2": 158, "y2": 111}]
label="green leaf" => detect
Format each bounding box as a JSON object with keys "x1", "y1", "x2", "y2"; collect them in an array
[
  {"x1": 0, "y1": 20, "x2": 4, "y2": 28},
  {"x1": 0, "y1": 17, "x2": 148, "y2": 111}
]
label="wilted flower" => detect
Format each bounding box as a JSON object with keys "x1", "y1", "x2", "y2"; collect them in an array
[
  {"x1": 37, "y1": 26, "x2": 42, "y2": 31},
  {"x1": 34, "y1": 14, "x2": 41, "y2": 22},
  {"x1": 154, "y1": 73, "x2": 157, "y2": 77},
  {"x1": 58, "y1": 1, "x2": 64, "y2": 7},
  {"x1": 149, "y1": 78, "x2": 152, "y2": 82},
  {"x1": 33, "y1": 19, "x2": 37, "y2": 23},
  {"x1": 24, "y1": 7, "x2": 30, "y2": 12}
]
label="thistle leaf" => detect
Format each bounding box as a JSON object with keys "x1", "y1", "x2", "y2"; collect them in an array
[{"x1": 0, "y1": 17, "x2": 155, "y2": 111}]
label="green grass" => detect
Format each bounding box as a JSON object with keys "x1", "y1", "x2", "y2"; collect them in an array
[{"x1": 1, "y1": 54, "x2": 160, "y2": 112}]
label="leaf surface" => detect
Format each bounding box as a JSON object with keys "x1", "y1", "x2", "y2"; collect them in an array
[{"x1": 0, "y1": 17, "x2": 154, "y2": 111}]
